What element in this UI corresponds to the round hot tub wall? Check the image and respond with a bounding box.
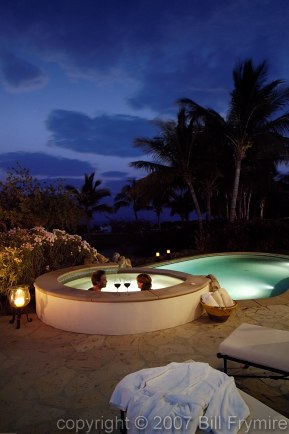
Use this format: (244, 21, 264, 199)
(34, 264, 210, 335)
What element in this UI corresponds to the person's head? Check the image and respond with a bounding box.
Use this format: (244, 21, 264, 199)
(91, 270, 107, 289)
(137, 273, 152, 291)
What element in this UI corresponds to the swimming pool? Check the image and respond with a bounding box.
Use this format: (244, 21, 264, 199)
(156, 253, 289, 300)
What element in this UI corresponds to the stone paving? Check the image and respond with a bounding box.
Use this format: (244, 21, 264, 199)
(0, 292, 289, 434)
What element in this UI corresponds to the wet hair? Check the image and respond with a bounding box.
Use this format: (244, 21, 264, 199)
(91, 270, 106, 285)
(137, 273, 152, 291)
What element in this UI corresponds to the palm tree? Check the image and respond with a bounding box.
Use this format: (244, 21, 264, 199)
(136, 172, 172, 230)
(131, 108, 205, 231)
(114, 178, 144, 222)
(66, 172, 111, 233)
(167, 187, 194, 223)
(181, 59, 289, 222)
(234, 132, 289, 220)
(199, 171, 223, 222)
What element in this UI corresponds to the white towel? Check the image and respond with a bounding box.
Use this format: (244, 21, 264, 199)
(212, 290, 225, 307)
(219, 288, 234, 307)
(201, 292, 219, 306)
(204, 376, 250, 434)
(206, 274, 221, 291)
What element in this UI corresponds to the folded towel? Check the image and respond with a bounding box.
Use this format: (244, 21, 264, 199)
(219, 287, 235, 307)
(202, 292, 219, 306)
(212, 290, 225, 307)
(206, 274, 221, 292)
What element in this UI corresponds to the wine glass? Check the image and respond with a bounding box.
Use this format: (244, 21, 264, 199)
(114, 277, 121, 295)
(124, 278, 131, 295)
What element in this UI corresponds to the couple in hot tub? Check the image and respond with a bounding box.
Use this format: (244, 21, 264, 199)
(88, 270, 152, 292)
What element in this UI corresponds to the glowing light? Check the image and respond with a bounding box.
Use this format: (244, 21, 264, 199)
(9, 286, 31, 309)
(14, 296, 25, 307)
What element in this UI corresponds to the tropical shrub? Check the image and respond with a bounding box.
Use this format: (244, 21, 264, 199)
(0, 227, 108, 294)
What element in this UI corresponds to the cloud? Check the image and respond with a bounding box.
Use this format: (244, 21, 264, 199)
(46, 110, 157, 156)
(0, 1, 241, 107)
(0, 0, 288, 111)
(102, 171, 128, 178)
(127, 61, 230, 114)
(104, 179, 128, 196)
(0, 52, 49, 92)
(127, 0, 289, 112)
(0, 152, 93, 178)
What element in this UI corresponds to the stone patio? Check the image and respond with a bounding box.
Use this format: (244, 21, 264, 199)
(0, 292, 289, 434)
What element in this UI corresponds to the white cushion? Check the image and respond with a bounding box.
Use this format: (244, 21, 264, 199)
(197, 389, 289, 433)
(218, 323, 289, 373)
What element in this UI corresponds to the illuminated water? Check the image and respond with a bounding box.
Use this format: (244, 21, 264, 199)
(156, 254, 289, 300)
(64, 272, 183, 292)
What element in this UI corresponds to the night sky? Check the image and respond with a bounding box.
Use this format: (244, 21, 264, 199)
(0, 0, 289, 197)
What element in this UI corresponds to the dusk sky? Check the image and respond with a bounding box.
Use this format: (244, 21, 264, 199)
(1, 0, 289, 198)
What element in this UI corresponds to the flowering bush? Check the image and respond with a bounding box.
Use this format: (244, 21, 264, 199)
(0, 227, 108, 294)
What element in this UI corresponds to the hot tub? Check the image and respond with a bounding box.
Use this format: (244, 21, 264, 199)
(34, 264, 210, 335)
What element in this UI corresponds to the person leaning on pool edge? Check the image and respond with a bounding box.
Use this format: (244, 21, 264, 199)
(137, 273, 152, 291)
(88, 270, 107, 292)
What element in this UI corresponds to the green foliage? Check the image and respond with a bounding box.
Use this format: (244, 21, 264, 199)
(0, 165, 82, 230)
(0, 227, 106, 294)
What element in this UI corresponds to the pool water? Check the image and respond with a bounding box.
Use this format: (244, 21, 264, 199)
(156, 254, 289, 299)
(64, 272, 183, 293)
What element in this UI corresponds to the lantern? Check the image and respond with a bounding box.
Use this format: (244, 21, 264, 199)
(8, 285, 32, 329)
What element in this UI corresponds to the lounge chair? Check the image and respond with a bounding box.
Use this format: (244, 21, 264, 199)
(219, 390, 288, 434)
(217, 323, 289, 379)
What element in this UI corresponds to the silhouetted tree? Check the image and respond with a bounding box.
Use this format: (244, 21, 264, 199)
(181, 59, 289, 222)
(0, 165, 80, 230)
(114, 178, 144, 222)
(131, 108, 205, 231)
(67, 173, 111, 233)
(167, 187, 194, 223)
